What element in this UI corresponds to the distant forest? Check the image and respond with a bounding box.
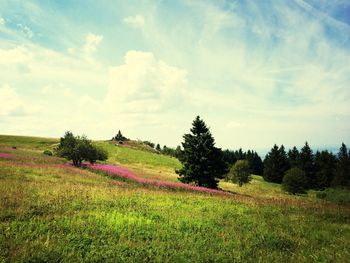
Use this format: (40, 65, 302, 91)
(112, 127, 350, 192)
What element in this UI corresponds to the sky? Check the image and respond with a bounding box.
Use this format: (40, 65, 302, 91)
(0, 0, 350, 153)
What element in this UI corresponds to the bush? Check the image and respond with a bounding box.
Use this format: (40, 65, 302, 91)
(56, 131, 108, 166)
(227, 160, 252, 187)
(143, 141, 155, 148)
(282, 168, 308, 194)
(43, 150, 53, 156)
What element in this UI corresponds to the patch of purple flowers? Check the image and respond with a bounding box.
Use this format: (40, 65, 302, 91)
(86, 163, 227, 195)
(0, 152, 12, 159)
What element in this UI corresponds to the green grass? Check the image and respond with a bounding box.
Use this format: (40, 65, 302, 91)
(98, 141, 180, 169)
(98, 141, 181, 183)
(0, 135, 58, 151)
(1, 135, 350, 262)
(315, 188, 350, 205)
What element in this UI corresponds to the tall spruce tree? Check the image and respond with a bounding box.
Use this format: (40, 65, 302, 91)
(263, 144, 289, 183)
(176, 116, 227, 189)
(299, 142, 315, 188)
(332, 143, 350, 187)
(222, 149, 237, 165)
(314, 150, 336, 189)
(288, 146, 300, 168)
(246, 151, 263, 175)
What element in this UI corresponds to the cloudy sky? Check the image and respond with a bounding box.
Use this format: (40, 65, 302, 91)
(0, 0, 350, 152)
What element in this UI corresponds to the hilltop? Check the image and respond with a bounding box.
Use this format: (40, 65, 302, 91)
(0, 135, 350, 262)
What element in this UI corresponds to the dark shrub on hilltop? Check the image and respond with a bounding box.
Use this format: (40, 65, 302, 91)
(56, 131, 108, 166)
(113, 130, 128, 142)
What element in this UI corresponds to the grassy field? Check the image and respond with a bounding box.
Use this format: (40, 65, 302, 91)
(0, 135, 59, 150)
(1, 135, 350, 262)
(98, 141, 181, 183)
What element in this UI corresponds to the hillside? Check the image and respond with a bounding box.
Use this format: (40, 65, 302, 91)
(1, 135, 350, 262)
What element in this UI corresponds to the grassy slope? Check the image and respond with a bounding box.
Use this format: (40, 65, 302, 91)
(98, 141, 181, 183)
(0, 135, 59, 150)
(1, 135, 350, 262)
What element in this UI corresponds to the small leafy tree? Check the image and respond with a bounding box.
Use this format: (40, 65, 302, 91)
(227, 160, 251, 187)
(56, 131, 108, 166)
(156, 144, 161, 151)
(282, 167, 308, 195)
(176, 116, 227, 189)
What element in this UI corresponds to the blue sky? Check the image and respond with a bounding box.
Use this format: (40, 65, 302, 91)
(0, 0, 350, 153)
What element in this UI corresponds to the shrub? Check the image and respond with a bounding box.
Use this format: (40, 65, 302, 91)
(56, 131, 108, 166)
(143, 141, 155, 148)
(43, 150, 53, 156)
(114, 130, 128, 141)
(227, 160, 251, 187)
(282, 167, 308, 194)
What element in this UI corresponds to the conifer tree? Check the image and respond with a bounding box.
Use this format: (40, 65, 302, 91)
(332, 143, 350, 187)
(299, 142, 315, 188)
(263, 144, 289, 183)
(246, 151, 263, 175)
(176, 116, 227, 189)
(288, 146, 300, 168)
(314, 150, 336, 189)
(115, 130, 127, 141)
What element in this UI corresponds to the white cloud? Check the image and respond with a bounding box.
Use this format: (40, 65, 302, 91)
(226, 121, 246, 129)
(106, 50, 187, 113)
(0, 46, 31, 64)
(0, 17, 5, 26)
(0, 1, 349, 149)
(41, 85, 53, 95)
(17, 23, 33, 39)
(83, 33, 103, 55)
(0, 84, 23, 115)
(123, 15, 145, 28)
(67, 47, 75, 54)
(63, 88, 73, 97)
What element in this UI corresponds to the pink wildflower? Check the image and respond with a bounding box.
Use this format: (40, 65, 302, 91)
(0, 152, 12, 159)
(86, 163, 228, 195)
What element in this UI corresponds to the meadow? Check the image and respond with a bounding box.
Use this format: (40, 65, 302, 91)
(1, 135, 350, 262)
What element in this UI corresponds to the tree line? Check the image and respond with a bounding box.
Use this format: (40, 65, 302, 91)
(263, 142, 350, 193)
(56, 117, 349, 194)
(174, 116, 350, 193)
